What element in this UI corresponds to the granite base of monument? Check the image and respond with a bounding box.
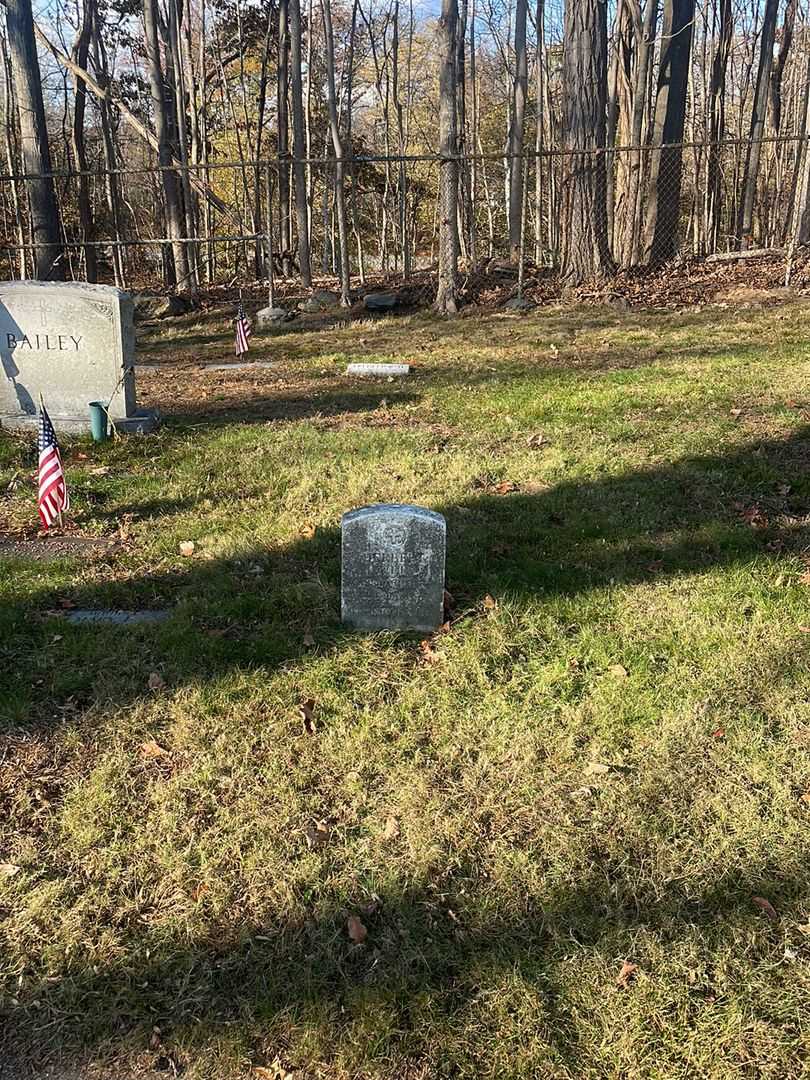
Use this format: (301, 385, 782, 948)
(1, 409, 159, 435)
(341, 504, 446, 632)
(0, 281, 157, 435)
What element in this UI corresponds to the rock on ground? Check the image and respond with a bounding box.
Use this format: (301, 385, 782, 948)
(363, 291, 399, 311)
(298, 288, 341, 313)
(255, 305, 294, 327)
(133, 294, 191, 319)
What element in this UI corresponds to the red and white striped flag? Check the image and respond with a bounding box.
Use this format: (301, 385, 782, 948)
(235, 300, 252, 356)
(38, 403, 69, 530)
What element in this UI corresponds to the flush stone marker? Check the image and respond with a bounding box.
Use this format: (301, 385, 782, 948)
(0, 280, 156, 433)
(341, 504, 446, 632)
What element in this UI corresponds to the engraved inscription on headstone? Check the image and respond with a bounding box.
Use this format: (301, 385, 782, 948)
(0, 280, 156, 433)
(341, 504, 446, 632)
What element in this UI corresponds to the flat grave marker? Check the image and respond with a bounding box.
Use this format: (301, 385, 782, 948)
(346, 362, 410, 377)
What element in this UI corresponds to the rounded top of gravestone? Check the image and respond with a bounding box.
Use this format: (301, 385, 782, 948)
(0, 280, 131, 300)
(342, 504, 446, 528)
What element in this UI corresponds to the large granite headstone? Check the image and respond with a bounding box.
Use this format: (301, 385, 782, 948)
(341, 504, 446, 632)
(0, 281, 156, 434)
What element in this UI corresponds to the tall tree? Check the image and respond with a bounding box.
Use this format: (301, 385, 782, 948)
(70, 0, 96, 281)
(770, 0, 796, 133)
(277, 0, 292, 255)
(559, 0, 612, 285)
(143, 0, 190, 288)
(5, 0, 63, 279)
(706, 0, 733, 252)
(737, 0, 779, 247)
(641, 0, 695, 265)
(435, 0, 459, 312)
(289, 0, 312, 285)
(507, 0, 528, 261)
(321, 0, 351, 305)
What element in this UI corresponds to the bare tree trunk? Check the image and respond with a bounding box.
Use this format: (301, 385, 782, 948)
(253, 8, 273, 278)
(641, 0, 695, 266)
(393, 0, 411, 277)
(6, 0, 63, 279)
(321, 0, 351, 305)
(435, 0, 459, 312)
(289, 0, 312, 286)
(0, 32, 26, 278)
(456, 0, 473, 262)
(70, 0, 96, 281)
(507, 0, 528, 261)
(706, 0, 732, 251)
(143, 0, 189, 288)
(278, 0, 292, 255)
(618, 0, 657, 266)
(770, 0, 796, 134)
(737, 0, 778, 248)
(345, 0, 365, 283)
(469, 0, 478, 264)
(168, 0, 198, 292)
(560, 0, 613, 285)
(787, 52, 810, 271)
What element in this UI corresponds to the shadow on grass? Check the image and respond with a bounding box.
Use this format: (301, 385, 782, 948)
(160, 389, 423, 426)
(2, 424, 808, 714)
(2, 834, 806, 1074)
(1, 426, 809, 1073)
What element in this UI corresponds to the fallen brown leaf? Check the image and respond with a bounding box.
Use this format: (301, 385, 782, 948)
(419, 638, 440, 664)
(615, 960, 639, 988)
(526, 432, 548, 448)
(493, 480, 518, 495)
(483, 594, 497, 610)
(305, 821, 330, 849)
(585, 762, 611, 776)
(140, 738, 169, 760)
(347, 915, 368, 944)
(300, 523, 316, 540)
(299, 698, 317, 734)
(0, 863, 21, 878)
(752, 896, 779, 922)
(382, 816, 400, 841)
(608, 663, 628, 678)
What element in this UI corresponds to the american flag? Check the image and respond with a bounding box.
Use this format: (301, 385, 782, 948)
(38, 404, 69, 530)
(235, 301, 252, 355)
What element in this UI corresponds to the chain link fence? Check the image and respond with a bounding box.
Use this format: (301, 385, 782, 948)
(0, 136, 804, 290)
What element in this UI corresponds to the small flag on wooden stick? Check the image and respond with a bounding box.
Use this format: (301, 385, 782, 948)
(235, 300, 252, 356)
(38, 398, 69, 530)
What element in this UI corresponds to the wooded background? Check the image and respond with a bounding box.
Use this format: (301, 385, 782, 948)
(2, 0, 809, 310)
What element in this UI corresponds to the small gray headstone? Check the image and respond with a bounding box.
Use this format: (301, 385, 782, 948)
(341, 504, 446, 632)
(0, 281, 157, 434)
(346, 362, 410, 377)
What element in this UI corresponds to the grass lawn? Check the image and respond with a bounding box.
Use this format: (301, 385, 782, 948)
(1, 297, 809, 1079)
